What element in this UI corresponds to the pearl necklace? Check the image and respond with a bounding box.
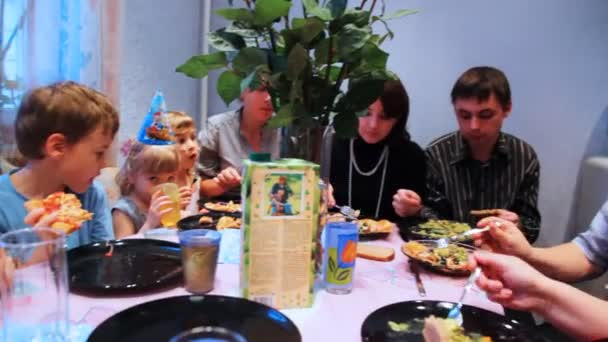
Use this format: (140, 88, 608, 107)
(348, 138, 389, 218)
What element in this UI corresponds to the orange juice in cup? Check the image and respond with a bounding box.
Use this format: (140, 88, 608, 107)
(154, 183, 181, 227)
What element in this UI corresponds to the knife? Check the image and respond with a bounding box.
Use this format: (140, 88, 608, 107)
(409, 260, 426, 297)
(157, 266, 183, 283)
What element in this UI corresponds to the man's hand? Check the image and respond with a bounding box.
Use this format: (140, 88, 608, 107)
(326, 183, 336, 208)
(392, 189, 422, 217)
(469, 251, 551, 313)
(473, 217, 532, 259)
(214, 167, 241, 190)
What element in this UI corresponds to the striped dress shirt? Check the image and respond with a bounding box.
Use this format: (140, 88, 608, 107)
(422, 131, 541, 243)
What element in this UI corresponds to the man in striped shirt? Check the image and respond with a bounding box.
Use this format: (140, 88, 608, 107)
(394, 66, 541, 242)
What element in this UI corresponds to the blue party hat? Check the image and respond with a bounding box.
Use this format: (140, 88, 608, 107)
(137, 90, 174, 145)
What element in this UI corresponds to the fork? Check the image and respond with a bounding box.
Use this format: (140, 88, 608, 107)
(447, 267, 482, 325)
(334, 205, 360, 220)
(435, 227, 490, 248)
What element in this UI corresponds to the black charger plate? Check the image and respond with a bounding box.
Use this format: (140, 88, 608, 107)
(67, 239, 182, 294)
(88, 295, 301, 342)
(361, 300, 549, 341)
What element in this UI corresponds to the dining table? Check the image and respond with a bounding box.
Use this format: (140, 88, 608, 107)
(68, 227, 512, 341)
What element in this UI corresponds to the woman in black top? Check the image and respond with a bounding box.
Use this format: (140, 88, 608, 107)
(329, 79, 426, 222)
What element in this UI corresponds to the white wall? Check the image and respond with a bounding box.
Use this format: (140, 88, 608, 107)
(376, 0, 608, 246)
(119, 0, 202, 157)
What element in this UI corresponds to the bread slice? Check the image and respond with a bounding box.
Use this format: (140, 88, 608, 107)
(357, 244, 395, 262)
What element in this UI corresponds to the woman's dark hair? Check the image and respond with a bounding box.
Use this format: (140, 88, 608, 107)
(380, 78, 410, 144)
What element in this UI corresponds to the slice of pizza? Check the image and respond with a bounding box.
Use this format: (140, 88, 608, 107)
(469, 209, 501, 218)
(24, 192, 93, 234)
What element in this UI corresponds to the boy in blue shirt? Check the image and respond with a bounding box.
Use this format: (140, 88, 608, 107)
(0, 81, 119, 248)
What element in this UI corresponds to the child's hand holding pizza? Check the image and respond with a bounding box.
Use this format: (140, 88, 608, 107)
(24, 192, 93, 234)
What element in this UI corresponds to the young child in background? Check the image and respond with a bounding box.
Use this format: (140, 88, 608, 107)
(0, 81, 119, 248)
(112, 142, 180, 238)
(166, 111, 200, 214)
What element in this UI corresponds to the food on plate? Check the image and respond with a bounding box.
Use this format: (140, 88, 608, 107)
(402, 241, 469, 272)
(24, 192, 93, 234)
(204, 201, 241, 213)
(469, 209, 501, 218)
(216, 216, 241, 230)
(198, 216, 214, 225)
(327, 213, 392, 235)
(358, 219, 392, 234)
(357, 244, 395, 262)
(422, 316, 491, 342)
(387, 320, 411, 332)
(413, 219, 470, 238)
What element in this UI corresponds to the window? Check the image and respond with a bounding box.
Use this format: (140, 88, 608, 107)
(1, 0, 26, 110)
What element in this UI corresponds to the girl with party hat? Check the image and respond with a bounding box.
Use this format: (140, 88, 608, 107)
(112, 91, 181, 238)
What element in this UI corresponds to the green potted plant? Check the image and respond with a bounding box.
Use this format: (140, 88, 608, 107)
(176, 0, 415, 162)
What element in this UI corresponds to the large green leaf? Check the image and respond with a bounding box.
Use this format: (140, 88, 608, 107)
(302, 0, 332, 21)
(359, 42, 388, 70)
(333, 112, 358, 138)
(336, 24, 371, 59)
(334, 8, 370, 29)
(225, 23, 260, 38)
(267, 104, 295, 128)
(217, 70, 243, 105)
(176, 52, 227, 78)
(287, 43, 309, 80)
(233, 47, 268, 75)
(313, 38, 337, 67)
(253, 0, 291, 26)
(379, 9, 418, 21)
(290, 17, 325, 43)
(328, 0, 347, 18)
(215, 8, 254, 23)
(208, 30, 246, 52)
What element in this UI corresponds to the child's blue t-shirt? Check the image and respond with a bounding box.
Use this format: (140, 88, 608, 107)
(0, 171, 114, 249)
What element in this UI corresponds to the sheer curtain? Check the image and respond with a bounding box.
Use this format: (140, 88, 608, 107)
(0, 0, 121, 172)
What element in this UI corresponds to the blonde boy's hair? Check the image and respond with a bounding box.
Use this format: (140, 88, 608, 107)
(115, 142, 180, 195)
(166, 111, 195, 136)
(15, 81, 119, 159)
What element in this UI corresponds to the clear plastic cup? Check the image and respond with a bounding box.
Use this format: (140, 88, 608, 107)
(178, 229, 221, 294)
(153, 182, 181, 227)
(0, 228, 69, 341)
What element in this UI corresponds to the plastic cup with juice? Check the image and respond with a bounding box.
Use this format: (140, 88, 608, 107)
(153, 182, 181, 227)
(178, 229, 221, 294)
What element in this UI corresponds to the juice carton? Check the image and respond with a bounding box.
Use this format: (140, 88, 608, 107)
(240, 156, 320, 309)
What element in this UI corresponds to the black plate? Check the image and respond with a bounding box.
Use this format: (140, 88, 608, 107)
(402, 240, 475, 277)
(88, 295, 301, 342)
(361, 300, 549, 341)
(67, 239, 182, 294)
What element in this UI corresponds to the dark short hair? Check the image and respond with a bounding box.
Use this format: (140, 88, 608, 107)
(15, 81, 120, 159)
(380, 78, 411, 144)
(451, 66, 511, 111)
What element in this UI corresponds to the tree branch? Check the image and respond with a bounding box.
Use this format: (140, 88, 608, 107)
(369, 0, 378, 15)
(1, 0, 30, 61)
(358, 0, 368, 10)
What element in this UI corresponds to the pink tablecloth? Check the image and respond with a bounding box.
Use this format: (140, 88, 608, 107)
(69, 230, 503, 341)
